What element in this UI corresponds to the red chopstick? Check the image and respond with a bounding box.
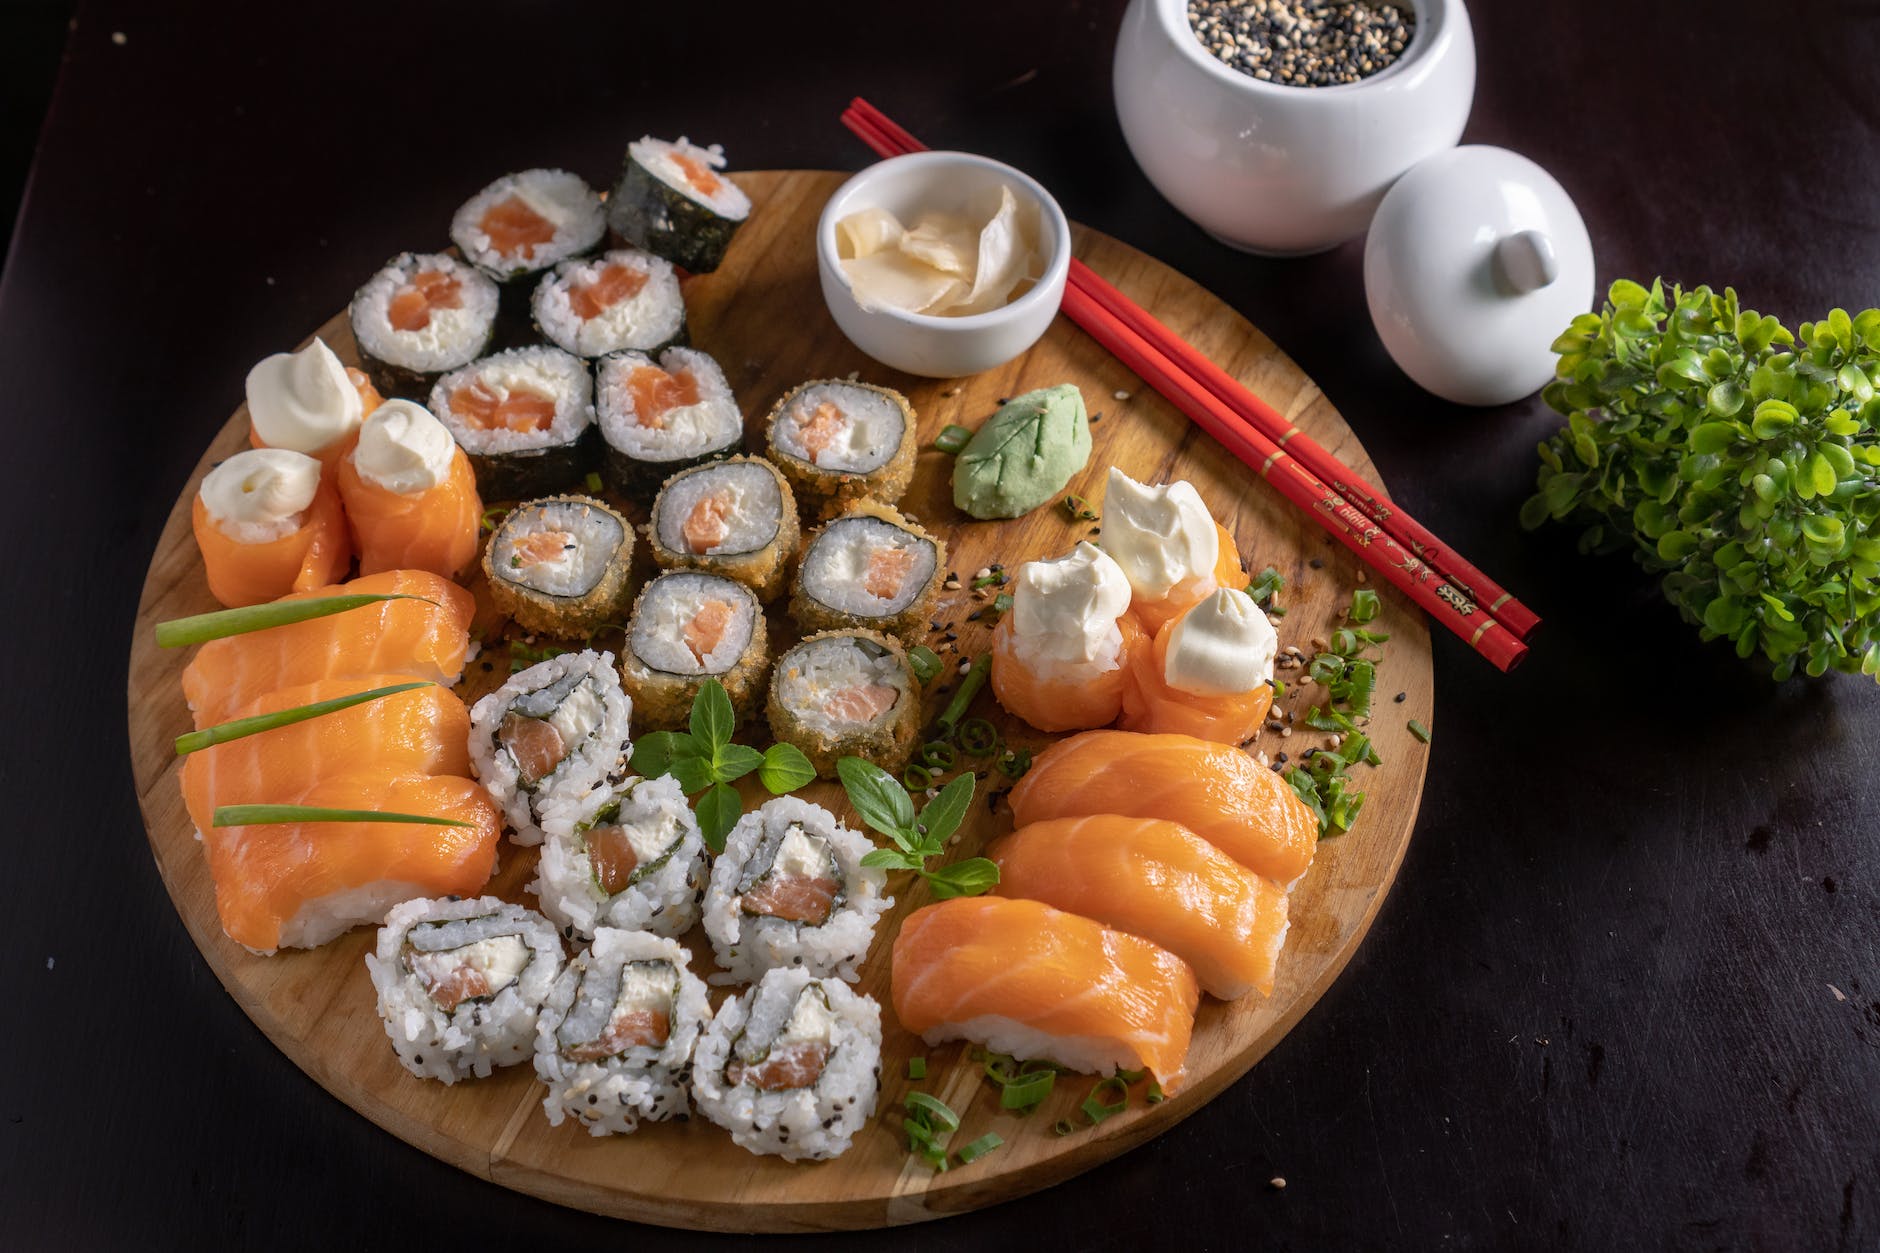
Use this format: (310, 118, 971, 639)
(840, 98, 1531, 669)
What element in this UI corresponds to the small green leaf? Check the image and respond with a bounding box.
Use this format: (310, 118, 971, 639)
(1809, 449, 1838, 497)
(689, 678, 735, 752)
(694, 783, 742, 853)
(758, 742, 817, 794)
(714, 742, 765, 783)
(1688, 423, 1738, 454)
(668, 750, 717, 795)
(1803, 515, 1847, 549)
(837, 756, 917, 840)
(916, 772, 977, 849)
(630, 731, 688, 780)
(1706, 380, 1747, 417)
(923, 857, 1001, 899)
(861, 846, 923, 871)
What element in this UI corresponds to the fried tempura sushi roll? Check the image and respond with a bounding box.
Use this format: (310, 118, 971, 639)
(765, 630, 919, 779)
(483, 495, 635, 639)
(764, 380, 916, 514)
(646, 457, 799, 601)
(336, 400, 483, 579)
(191, 448, 350, 608)
(619, 572, 769, 728)
(788, 503, 944, 644)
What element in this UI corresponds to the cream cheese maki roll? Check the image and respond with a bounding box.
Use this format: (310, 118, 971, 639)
(532, 247, 686, 360)
(647, 456, 799, 601)
(764, 380, 916, 513)
(766, 630, 920, 779)
(469, 650, 633, 846)
(350, 252, 500, 398)
(702, 796, 892, 985)
(432, 346, 596, 501)
(692, 969, 881, 1161)
(607, 136, 751, 274)
(533, 775, 708, 941)
(451, 168, 606, 283)
(597, 346, 743, 493)
(620, 571, 769, 728)
(483, 494, 634, 639)
(368, 897, 565, 1084)
(534, 928, 711, 1137)
(789, 502, 945, 644)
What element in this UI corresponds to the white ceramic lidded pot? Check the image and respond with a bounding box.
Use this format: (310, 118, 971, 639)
(1362, 145, 1594, 406)
(1113, 0, 1475, 256)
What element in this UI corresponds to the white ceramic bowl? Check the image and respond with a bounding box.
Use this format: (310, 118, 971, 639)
(1113, 0, 1476, 256)
(816, 151, 1071, 379)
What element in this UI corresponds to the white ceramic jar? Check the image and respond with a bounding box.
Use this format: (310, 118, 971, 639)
(1113, 0, 1476, 256)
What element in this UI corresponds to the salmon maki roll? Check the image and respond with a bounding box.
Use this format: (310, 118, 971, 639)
(350, 252, 501, 398)
(191, 449, 351, 609)
(181, 570, 476, 726)
(533, 247, 686, 360)
(1119, 588, 1279, 744)
(892, 896, 1199, 1092)
(432, 346, 597, 503)
(990, 541, 1143, 732)
(989, 816, 1290, 999)
(608, 136, 751, 274)
(597, 347, 743, 493)
(1101, 469, 1247, 636)
(1008, 730, 1317, 885)
(450, 168, 605, 284)
(620, 572, 769, 728)
(336, 400, 483, 579)
(200, 770, 502, 953)
(244, 338, 382, 468)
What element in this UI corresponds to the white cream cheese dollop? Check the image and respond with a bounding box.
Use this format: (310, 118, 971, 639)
(354, 400, 457, 494)
(245, 337, 363, 455)
(1163, 588, 1278, 696)
(1101, 468, 1220, 601)
(199, 448, 321, 542)
(1011, 541, 1134, 666)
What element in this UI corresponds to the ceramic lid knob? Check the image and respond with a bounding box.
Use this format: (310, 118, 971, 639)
(1362, 145, 1594, 407)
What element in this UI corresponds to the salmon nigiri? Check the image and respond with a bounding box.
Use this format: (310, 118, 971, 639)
(1101, 469, 1247, 637)
(989, 816, 1290, 999)
(201, 771, 501, 953)
(1008, 730, 1317, 885)
(191, 448, 351, 608)
(182, 570, 475, 726)
(246, 338, 382, 469)
(990, 542, 1147, 733)
(1120, 588, 1278, 744)
(180, 677, 473, 839)
(892, 896, 1199, 1091)
(336, 400, 483, 578)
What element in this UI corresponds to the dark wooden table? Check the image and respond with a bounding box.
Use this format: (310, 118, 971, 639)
(3, 2, 1875, 1248)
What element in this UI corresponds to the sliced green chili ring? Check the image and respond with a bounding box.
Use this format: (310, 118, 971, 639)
(956, 717, 1000, 757)
(919, 740, 958, 771)
(1000, 1070, 1056, 1112)
(996, 746, 1032, 779)
(904, 763, 936, 791)
(1079, 1076, 1131, 1125)
(908, 645, 943, 684)
(934, 424, 973, 454)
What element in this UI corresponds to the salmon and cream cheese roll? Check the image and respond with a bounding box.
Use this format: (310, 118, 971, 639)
(1102, 468, 1247, 636)
(191, 447, 350, 608)
(245, 337, 379, 466)
(1121, 586, 1279, 744)
(789, 502, 945, 644)
(597, 346, 743, 491)
(350, 252, 500, 397)
(764, 380, 916, 513)
(765, 630, 920, 779)
(533, 247, 686, 360)
(337, 400, 482, 578)
(620, 572, 769, 726)
(990, 541, 1144, 732)
(432, 347, 596, 502)
(608, 136, 751, 274)
(450, 168, 606, 282)
(646, 457, 799, 601)
(483, 495, 634, 639)
(534, 775, 709, 941)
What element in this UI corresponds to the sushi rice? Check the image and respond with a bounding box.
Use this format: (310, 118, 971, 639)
(468, 650, 634, 846)
(533, 774, 709, 941)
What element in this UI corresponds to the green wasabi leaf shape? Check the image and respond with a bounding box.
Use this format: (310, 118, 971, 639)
(951, 384, 1092, 519)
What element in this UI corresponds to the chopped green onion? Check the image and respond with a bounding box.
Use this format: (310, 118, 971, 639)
(999, 1069, 1056, 1113)
(175, 681, 431, 755)
(919, 740, 958, 771)
(1270, 678, 1287, 701)
(908, 645, 943, 684)
(934, 424, 973, 454)
(510, 640, 567, 667)
(904, 763, 936, 791)
(479, 505, 510, 534)
(991, 592, 1013, 615)
(1079, 1076, 1131, 1126)
(1246, 566, 1285, 608)
(1053, 1119, 1077, 1136)
(1060, 494, 1098, 522)
(936, 655, 991, 730)
(584, 471, 604, 494)
(956, 1133, 1004, 1165)
(1349, 588, 1380, 624)
(154, 593, 434, 648)
(956, 717, 1000, 756)
(903, 1091, 961, 1170)
(907, 1057, 927, 1080)
(995, 746, 1032, 779)
(211, 805, 475, 828)
(1145, 1079, 1165, 1104)
(1408, 718, 1431, 743)
(904, 1091, 959, 1130)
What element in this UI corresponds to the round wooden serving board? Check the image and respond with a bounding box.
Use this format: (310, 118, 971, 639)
(128, 170, 1433, 1231)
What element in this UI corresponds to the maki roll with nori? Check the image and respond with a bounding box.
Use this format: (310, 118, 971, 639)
(597, 346, 743, 493)
(451, 168, 606, 283)
(431, 346, 597, 500)
(350, 252, 501, 398)
(532, 247, 686, 360)
(766, 630, 920, 779)
(534, 928, 712, 1137)
(764, 380, 916, 513)
(702, 797, 892, 987)
(607, 136, 750, 274)
(482, 495, 635, 639)
(692, 969, 882, 1161)
(368, 896, 565, 1084)
(789, 502, 944, 643)
(620, 571, 768, 728)
(534, 775, 709, 941)
(646, 456, 798, 601)
(468, 650, 634, 846)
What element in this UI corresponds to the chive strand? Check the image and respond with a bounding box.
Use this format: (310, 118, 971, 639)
(174, 682, 433, 756)
(155, 593, 436, 648)
(211, 805, 476, 828)
(935, 654, 991, 730)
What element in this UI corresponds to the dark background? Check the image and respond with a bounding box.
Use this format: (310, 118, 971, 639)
(3, 2, 1876, 1249)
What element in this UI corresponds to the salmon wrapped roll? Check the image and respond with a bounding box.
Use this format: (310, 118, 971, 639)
(337, 400, 483, 578)
(989, 816, 1290, 999)
(1009, 729, 1317, 885)
(244, 337, 381, 469)
(1120, 588, 1279, 744)
(892, 896, 1199, 1092)
(191, 448, 351, 608)
(990, 541, 1143, 732)
(1101, 468, 1247, 636)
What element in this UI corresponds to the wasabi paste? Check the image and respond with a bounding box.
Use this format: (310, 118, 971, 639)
(951, 384, 1091, 519)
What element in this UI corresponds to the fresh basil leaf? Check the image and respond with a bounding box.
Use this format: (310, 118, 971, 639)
(630, 731, 689, 780)
(861, 847, 923, 871)
(689, 678, 735, 752)
(668, 751, 717, 796)
(714, 742, 765, 783)
(915, 771, 976, 849)
(694, 783, 742, 853)
(923, 857, 1000, 899)
(837, 755, 916, 840)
